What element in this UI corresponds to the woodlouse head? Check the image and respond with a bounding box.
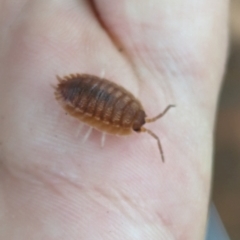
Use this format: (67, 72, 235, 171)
(132, 110, 146, 132)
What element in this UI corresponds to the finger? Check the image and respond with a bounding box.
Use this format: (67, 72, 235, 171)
(93, 0, 228, 101)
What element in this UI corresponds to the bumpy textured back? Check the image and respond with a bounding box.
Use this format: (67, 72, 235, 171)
(55, 74, 146, 135)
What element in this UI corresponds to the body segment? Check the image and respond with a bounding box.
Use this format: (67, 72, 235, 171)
(55, 74, 146, 135)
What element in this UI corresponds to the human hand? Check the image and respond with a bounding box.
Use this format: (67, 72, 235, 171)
(0, 1, 228, 239)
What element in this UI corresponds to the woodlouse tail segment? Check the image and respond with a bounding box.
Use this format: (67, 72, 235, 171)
(53, 76, 64, 99)
(145, 105, 175, 123)
(51, 77, 62, 91)
(141, 127, 165, 162)
(56, 75, 65, 84)
(56, 74, 77, 82)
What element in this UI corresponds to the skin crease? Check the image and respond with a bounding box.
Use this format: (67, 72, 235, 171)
(0, 0, 228, 239)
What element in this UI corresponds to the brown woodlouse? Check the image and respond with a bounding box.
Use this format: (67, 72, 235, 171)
(54, 74, 174, 162)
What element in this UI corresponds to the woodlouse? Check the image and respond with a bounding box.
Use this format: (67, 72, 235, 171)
(54, 74, 174, 162)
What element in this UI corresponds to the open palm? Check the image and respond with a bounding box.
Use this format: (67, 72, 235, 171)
(0, 1, 228, 239)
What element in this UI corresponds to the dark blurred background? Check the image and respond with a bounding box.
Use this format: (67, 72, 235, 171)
(212, 0, 240, 239)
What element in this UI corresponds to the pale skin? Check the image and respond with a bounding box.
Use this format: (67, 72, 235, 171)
(0, 0, 228, 239)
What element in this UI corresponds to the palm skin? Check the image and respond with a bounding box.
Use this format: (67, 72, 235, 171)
(0, 0, 228, 239)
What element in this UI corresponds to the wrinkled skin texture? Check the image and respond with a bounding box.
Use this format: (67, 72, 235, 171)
(0, 0, 228, 239)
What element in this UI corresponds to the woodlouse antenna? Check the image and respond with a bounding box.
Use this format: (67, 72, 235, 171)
(143, 105, 175, 162)
(145, 105, 175, 123)
(141, 127, 165, 162)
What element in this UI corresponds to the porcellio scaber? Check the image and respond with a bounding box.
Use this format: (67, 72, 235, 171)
(54, 74, 174, 162)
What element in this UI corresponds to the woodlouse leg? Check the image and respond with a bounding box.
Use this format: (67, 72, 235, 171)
(141, 127, 164, 162)
(101, 133, 106, 148)
(145, 105, 175, 123)
(75, 123, 83, 138)
(100, 69, 105, 78)
(83, 127, 92, 143)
